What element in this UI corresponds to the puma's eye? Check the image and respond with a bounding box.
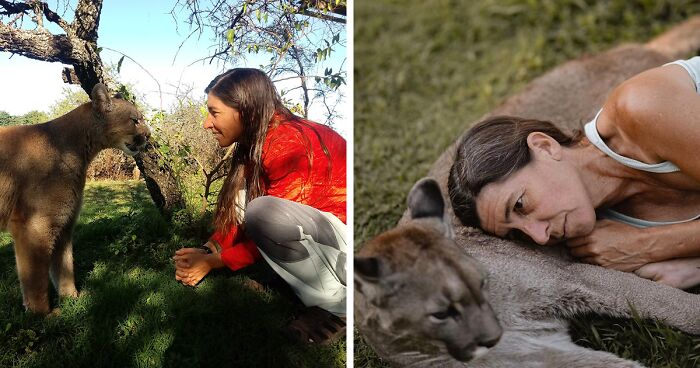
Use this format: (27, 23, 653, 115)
(430, 305, 458, 321)
(131, 118, 140, 125)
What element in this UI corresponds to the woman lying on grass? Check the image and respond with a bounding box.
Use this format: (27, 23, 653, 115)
(172, 68, 347, 344)
(449, 57, 700, 290)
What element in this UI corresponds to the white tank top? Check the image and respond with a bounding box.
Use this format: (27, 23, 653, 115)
(583, 57, 700, 228)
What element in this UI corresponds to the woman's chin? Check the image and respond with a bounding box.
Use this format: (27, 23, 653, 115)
(216, 137, 233, 147)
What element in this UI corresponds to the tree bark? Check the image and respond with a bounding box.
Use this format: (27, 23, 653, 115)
(134, 142, 186, 217)
(0, 0, 185, 216)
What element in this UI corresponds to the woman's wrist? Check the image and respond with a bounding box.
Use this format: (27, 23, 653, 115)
(639, 227, 667, 263)
(639, 224, 699, 263)
(205, 252, 225, 269)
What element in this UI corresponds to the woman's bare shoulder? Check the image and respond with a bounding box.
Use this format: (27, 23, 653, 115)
(610, 64, 695, 132)
(605, 62, 700, 178)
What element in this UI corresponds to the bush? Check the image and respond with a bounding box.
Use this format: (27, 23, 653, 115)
(87, 149, 138, 181)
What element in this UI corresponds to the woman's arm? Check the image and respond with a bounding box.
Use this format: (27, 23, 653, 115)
(209, 227, 262, 270)
(567, 218, 700, 271)
(607, 62, 700, 182)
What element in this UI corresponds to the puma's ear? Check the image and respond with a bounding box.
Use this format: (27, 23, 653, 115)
(408, 177, 454, 238)
(91, 83, 113, 117)
(355, 256, 382, 283)
(408, 178, 444, 219)
(355, 256, 400, 306)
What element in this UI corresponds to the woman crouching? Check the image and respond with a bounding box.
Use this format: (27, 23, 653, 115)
(173, 68, 346, 344)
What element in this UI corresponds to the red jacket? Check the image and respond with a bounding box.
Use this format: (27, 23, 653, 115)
(209, 116, 346, 270)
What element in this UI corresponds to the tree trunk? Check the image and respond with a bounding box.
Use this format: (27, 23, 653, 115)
(134, 142, 186, 217)
(0, 0, 184, 216)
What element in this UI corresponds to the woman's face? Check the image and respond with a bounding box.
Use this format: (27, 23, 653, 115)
(474, 133, 597, 245)
(204, 92, 243, 147)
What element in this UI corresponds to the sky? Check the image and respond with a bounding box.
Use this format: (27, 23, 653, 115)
(0, 1, 348, 135)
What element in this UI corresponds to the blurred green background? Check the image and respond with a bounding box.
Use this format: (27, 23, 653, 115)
(354, 0, 700, 367)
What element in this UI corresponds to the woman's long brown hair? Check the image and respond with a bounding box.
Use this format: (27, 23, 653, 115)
(207, 68, 331, 232)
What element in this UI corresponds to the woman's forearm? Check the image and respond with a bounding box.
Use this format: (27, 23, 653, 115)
(206, 252, 226, 269)
(643, 221, 700, 262)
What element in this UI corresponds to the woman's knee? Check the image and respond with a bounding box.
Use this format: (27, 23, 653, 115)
(245, 196, 310, 262)
(245, 196, 287, 235)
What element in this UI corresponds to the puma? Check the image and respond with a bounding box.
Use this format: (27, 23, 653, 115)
(0, 84, 149, 314)
(356, 16, 700, 367)
(356, 178, 503, 365)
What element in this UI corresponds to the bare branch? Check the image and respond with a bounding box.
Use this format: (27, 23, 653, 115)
(0, 0, 31, 16)
(0, 0, 71, 31)
(298, 9, 345, 24)
(101, 47, 163, 110)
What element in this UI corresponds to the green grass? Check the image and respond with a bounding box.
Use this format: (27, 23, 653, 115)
(354, 0, 700, 366)
(0, 180, 345, 368)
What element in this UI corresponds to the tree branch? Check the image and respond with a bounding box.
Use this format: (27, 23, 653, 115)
(298, 9, 345, 24)
(102, 46, 163, 110)
(73, 0, 103, 41)
(0, 22, 85, 63)
(0, 0, 30, 16)
(0, 0, 71, 31)
(298, 0, 346, 16)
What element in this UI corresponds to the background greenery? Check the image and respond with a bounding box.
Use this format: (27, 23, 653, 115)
(354, 0, 700, 367)
(0, 181, 345, 367)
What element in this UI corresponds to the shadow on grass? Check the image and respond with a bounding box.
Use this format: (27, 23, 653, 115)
(0, 180, 345, 368)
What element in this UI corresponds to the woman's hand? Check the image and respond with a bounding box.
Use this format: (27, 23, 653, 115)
(565, 219, 654, 272)
(173, 246, 223, 286)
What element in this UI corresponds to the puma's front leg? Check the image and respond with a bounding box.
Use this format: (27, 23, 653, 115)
(566, 263, 700, 334)
(50, 230, 78, 298)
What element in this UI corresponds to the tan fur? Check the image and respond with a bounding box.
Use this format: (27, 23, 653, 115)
(0, 84, 149, 314)
(356, 179, 502, 365)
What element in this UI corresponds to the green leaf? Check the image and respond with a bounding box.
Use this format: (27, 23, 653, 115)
(117, 56, 125, 74)
(226, 29, 235, 47)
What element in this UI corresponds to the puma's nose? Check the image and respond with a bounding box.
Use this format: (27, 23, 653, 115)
(480, 335, 500, 348)
(140, 124, 151, 140)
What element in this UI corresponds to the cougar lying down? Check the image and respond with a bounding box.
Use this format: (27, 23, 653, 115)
(0, 84, 149, 314)
(356, 178, 503, 364)
(355, 16, 700, 368)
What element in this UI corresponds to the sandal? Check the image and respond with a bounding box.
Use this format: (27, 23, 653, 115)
(283, 306, 346, 345)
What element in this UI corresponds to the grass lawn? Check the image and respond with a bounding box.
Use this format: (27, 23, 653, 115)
(354, 0, 700, 366)
(0, 180, 345, 368)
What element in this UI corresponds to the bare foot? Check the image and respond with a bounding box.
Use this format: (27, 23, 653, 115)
(635, 257, 700, 290)
(284, 307, 346, 345)
(173, 248, 211, 286)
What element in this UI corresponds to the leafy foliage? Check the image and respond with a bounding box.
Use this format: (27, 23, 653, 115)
(47, 88, 90, 120)
(0, 110, 48, 126)
(171, 0, 347, 122)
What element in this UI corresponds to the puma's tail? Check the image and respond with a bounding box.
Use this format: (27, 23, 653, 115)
(645, 16, 700, 60)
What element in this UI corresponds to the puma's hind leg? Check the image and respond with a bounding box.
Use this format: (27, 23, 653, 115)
(9, 214, 64, 314)
(50, 231, 78, 298)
